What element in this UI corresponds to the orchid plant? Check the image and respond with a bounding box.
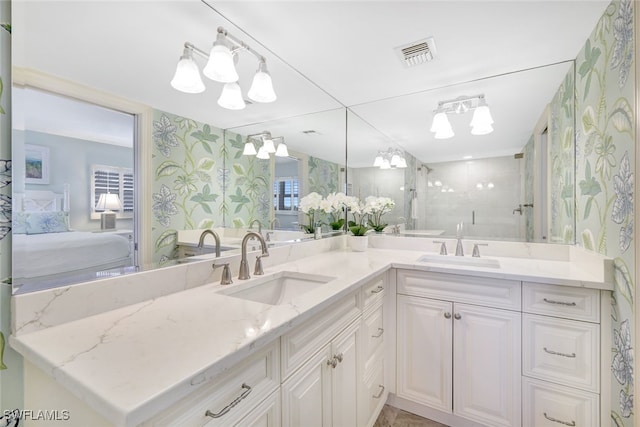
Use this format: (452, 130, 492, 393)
(298, 191, 323, 234)
(345, 195, 371, 236)
(320, 192, 347, 230)
(365, 196, 396, 232)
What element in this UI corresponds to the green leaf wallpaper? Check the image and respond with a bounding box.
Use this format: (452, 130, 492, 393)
(151, 110, 225, 264)
(575, 0, 635, 423)
(308, 155, 341, 196)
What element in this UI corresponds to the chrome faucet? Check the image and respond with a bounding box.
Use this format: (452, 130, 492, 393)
(249, 219, 263, 234)
(239, 231, 269, 280)
(269, 217, 280, 230)
(455, 222, 464, 257)
(197, 229, 221, 257)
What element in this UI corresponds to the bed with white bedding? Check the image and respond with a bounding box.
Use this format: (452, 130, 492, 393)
(12, 190, 133, 292)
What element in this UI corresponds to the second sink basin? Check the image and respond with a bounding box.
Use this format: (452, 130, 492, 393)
(417, 254, 500, 268)
(218, 271, 336, 305)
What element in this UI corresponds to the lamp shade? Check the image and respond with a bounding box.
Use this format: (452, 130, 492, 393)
(256, 145, 270, 159)
(95, 193, 122, 211)
(242, 141, 257, 156)
(217, 82, 246, 110)
(203, 33, 239, 83)
(262, 137, 276, 153)
(248, 61, 277, 103)
(430, 112, 449, 133)
(471, 123, 494, 135)
(170, 50, 205, 93)
(373, 154, 384, 167)
(470, 105, 494, 127)
(275, 139, 289, 157)
(380, 158, 391, 170)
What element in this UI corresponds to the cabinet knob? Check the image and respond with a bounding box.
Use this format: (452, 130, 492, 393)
(444, 312, 452, 319)
(454, 313, 462, 320)
(334, 353, 343, 363)
(327, 358, 338, 368)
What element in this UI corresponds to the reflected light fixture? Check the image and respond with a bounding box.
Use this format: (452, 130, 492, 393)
(171, 27, 277, 110)
(242, 131, 288, 159)
(430, 94, 493, 139)
(372, 148, 408, 169)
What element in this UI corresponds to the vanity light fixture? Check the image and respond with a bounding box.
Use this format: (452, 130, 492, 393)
(372, 148, 408, 169)
(430, 94, 493, 139)
(171, 27, 277, 110)
(242, 132, 288, 159)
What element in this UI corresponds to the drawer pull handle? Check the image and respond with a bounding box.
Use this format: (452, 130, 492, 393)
(205, 383, 252, 419)
(373, 385, 385, 399)
(371, 286, 384, 294)
(372, 328, 384, 338)
(544, 347, 576, 358)
(544, 412, 576, 426)
(543, 298, 577, 307)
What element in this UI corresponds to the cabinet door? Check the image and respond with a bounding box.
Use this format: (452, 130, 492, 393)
(231, 390, 281, 427)
(396, 294, 452, 413)
(331, 320, 360, 427)
(282, 344, 333, 427)
(453, 303, 521, 427)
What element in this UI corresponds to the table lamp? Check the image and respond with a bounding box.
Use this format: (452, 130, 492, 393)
(95, 193, 122, 230)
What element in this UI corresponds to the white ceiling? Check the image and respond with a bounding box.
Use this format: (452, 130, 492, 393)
(13, 1, 610, 167)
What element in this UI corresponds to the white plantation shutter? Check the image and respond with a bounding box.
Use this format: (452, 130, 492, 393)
(91, 164, 134, 217)
(273, 178, 299, 211)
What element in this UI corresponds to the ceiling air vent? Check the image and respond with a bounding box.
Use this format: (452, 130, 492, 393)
(395, 37, 437, 67)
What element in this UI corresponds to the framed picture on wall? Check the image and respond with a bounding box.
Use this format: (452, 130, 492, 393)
(25, 144, 50, 184)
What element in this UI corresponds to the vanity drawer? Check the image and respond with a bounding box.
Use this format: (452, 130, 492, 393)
(281, 289, 361, 380)
(362, 274, 385, 311)
(360, 354, 386, 427)
(522, 377, 598, 427)
(147, 340, 280, 427)
(523, 282, 600, 322)
(362, 301, 384, 375)
(397, 269, 521, 310)
(523, 314, 600, 392)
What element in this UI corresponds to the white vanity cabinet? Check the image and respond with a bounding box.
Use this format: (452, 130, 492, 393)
(521, 282, 609, 427)
(395, 269, 522, 427)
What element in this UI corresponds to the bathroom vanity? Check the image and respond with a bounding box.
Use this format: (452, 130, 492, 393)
(10, 235, 613, 427)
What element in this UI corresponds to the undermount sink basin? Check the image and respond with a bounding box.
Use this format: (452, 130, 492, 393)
(417, 254, 500, 269)
(218, 271, 336, 305)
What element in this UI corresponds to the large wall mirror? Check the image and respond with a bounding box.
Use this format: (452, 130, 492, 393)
(11, 0, 608, 295)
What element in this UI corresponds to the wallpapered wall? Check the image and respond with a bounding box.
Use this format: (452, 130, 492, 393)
(548, 65, 576, 244)
(574, 0, 634, 425)
(151, 110, 342, 264)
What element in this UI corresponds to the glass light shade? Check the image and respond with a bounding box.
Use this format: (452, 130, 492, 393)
(471, 123, 494, 135)
(203, 33, 239, 83)
(170, 51, 205, 93)
(217, 82, 246, 110)
(487, 182, 495, 189)
(373, 154, 384, 167)
(242, 142, 257, 156)
(430, 112, 449, 133)
(380, 158, 391, 170)
(248, 61, 277, 103)
(256, 145, 270, 159)
(397, 157, 408, 168)
(476, 183, 484, 189)
(390, 153, 401, 167)
(262, 138, 276, 153)
(470, 105, 494, 127)
(275, 141, 289, 157)
(434, 180, 442, 187)
(95, 193, 122, 211)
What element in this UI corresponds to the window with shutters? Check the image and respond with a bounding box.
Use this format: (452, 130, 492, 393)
(91, 164, 134, 219)
(273, 178, 299, 211)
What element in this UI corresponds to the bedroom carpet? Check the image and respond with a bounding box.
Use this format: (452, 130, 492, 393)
(374, 405, 449, 427)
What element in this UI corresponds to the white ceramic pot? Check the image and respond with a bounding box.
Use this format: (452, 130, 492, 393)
(349, 235, 368, 252)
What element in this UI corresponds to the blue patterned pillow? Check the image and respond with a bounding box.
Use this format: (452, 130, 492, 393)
(13, 212, 28, 234)
(26, 211, 70, 234)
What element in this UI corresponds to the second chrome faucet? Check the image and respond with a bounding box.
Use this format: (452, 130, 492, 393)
(239, 231, 269, 280)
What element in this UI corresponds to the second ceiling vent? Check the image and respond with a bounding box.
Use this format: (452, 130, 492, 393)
(395, 37, 437, 67)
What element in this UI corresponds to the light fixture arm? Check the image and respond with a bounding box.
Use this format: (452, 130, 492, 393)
(436, 94, 486, 113)
(216, 27, 265, 63)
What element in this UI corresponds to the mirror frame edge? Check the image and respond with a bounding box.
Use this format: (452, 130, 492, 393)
(11, 67, 153, 268)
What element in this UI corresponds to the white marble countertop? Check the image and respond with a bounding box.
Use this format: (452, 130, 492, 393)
(10, 245, 613, 426)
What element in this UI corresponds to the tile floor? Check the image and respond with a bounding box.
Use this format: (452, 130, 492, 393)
(374, 404, 448, 427)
